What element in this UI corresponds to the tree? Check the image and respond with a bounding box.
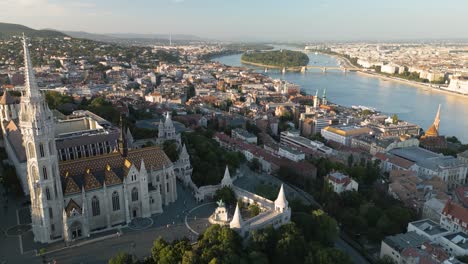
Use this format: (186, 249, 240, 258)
(214, 187, 236, 206)
(108, 252, 134, 264)
(347, 154, 354, 167)
(248, 158, 261, 171)
(248, 203, 261, 217)
(163, 140, 179, 162)
(151, 237, 169, 263)
(376, 255, 397, 264)
(308, 247, 353, 264)
(196, 225, 243, 264)
(391, 114, 398, 125)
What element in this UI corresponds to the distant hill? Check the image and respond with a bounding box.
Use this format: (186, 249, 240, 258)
(0, 22, 67, 39)
(62, 31, 119, 42)
(63, 30, 203, 44)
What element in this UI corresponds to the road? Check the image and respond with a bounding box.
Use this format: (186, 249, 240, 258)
(268, 173, 370, 264)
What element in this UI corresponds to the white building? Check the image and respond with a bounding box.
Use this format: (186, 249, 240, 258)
(438, 232, 468, 257)
(381, 64, 399, 74)
(232, 128, 257, 144)
(389, 147, 468, 189)
(321, 125, 372, 146)
(440, 200, 468, 234)
(326, 172, 358, 194)
(278, 146, 305, 162)
(407, 219, 451, 242)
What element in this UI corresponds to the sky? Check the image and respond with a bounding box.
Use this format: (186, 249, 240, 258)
(1, 0, 468, 41)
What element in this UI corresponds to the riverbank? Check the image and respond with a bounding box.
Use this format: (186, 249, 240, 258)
(317, 51, 468, 98)
(240, 59, 305, 71)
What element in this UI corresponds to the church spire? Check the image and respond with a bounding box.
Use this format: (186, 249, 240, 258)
(221, 165, 233, 187)
(118, 114, 128, 157)
(434, 104, 441, 131)
(22, 34, 40, 100)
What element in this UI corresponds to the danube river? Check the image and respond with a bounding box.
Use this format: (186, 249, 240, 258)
(214, 52, 468, 143)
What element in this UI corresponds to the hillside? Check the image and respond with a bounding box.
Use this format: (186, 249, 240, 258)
(0, 22, 66, 39)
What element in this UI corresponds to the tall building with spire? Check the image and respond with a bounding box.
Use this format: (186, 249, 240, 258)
(421, 104, 447, 151)
(19, 34, 65, 242)
(4, 36, 178, 243)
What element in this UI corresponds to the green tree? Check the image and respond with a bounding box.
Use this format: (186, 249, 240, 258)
(214, 187, 236, 206)
(108, 252, 134, 264)
(248, 203, 261, 217)
(163, 140, 179, 162)
(392, 114, 398, 125)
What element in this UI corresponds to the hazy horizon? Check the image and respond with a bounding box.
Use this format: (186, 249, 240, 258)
(2, 0, 468, 42)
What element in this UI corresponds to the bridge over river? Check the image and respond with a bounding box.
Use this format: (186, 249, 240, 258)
(263, 65, 359, 73)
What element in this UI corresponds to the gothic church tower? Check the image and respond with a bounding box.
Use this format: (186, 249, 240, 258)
(19, 35, 64, 243)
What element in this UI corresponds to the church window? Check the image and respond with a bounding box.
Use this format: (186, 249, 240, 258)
(77, 147, 82, 159)
(99, 143, 104, 155)
(28, 143, 35, 159)
(48, 140, 54, 155)
(166, 174, 168, 180)
(49, 208, 53, 219)
(68, 147, 74, 160)
(31, 166, 39, 182)
(112, 192, 120, 211)
(166, 182, 169, 193)
(42, 166, 48, 180)
(156, 176, 160, 182)
(131, 187, 138, 201)
(45, 187, 51, 200)
(92, 196, 100, 216)
(39, 144, 45, 157)
(84, 145, 90, 157)
(60, 149, 66, 161)
(51, 224, 55, 232)
(150, 196, 154, 204)
(54, 183, 58, 198)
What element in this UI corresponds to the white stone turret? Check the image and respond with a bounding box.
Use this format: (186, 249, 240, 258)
(230, 203, 243, 230)
(139, 159, 151, 218)
(221, 166, 233, 187)
(274, 184, 288, 213)
(158, 111, 181, 145)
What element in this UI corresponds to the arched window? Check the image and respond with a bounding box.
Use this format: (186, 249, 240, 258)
(28, 143, 35, 159)
(48, 140, 54, 155)
(39, 143, 45, 157)
(42, 166, 48, 180)
(131, 187, 138, 201)
(31, 166, 39, 182)
(112, 191, 120, 211)
(45, 187, 51, 200)
(92, 196, 100, 216)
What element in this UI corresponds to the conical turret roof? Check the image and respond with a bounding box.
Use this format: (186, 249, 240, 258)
(274, 184, 288, 209)
(230, 203, 243, 229)
(221, 165, 232, 187)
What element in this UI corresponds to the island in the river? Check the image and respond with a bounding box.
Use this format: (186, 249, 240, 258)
(241, 49, 309, 68)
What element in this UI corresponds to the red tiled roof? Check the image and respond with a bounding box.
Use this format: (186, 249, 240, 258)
(442, 200, 468, 226)
(454, 186, 468, 208)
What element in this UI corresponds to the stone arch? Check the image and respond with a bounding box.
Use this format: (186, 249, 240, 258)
(27, 142, 35, 159)
(69, 221, 83, 239)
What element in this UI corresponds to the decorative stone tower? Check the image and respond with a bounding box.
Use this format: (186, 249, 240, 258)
(19, 35, 64, 243)
(221, 166, 233, 187)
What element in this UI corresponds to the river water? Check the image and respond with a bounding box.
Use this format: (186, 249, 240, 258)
(214, 51, 468, 143)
